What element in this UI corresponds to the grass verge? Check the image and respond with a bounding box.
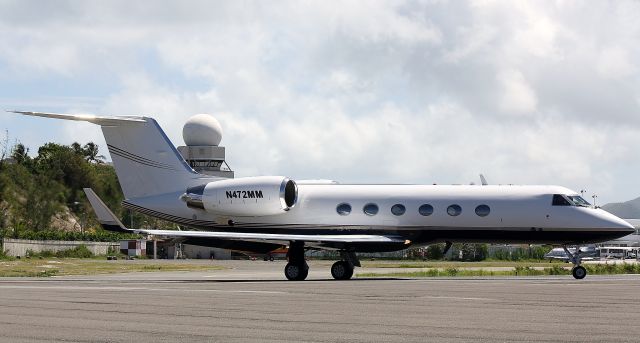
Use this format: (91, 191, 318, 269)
(357, 263, 640, 278)
(0, 259, 227, 277)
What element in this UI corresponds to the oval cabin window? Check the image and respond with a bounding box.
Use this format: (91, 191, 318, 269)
(363, 203, 379, 216)
(336, 203, 352, 216)
(419, 204, 434, 216)
(475, 204, 490, 217)
(447, 204, 462, 216)
(391, 204, 406, 216)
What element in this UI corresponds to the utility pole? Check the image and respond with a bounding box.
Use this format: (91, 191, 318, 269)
(592, 194, 598, 208)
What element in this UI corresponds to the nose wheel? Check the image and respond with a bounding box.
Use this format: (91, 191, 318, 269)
(571, 265, 587, 279)
(563, 245, 588, 279)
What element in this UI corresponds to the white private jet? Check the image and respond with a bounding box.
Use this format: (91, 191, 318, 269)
(8, 110, 635, 280)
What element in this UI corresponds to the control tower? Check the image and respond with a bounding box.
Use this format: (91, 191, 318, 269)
(177, 114, 234, 178)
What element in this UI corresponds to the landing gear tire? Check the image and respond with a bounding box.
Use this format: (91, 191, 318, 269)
(331, 261, 354, 280)
(572, 265, 587, 280)
(285, 262, 308, 281)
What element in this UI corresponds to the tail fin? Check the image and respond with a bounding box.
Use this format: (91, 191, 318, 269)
(83, 188, 131, 233)
(10, 111, 215, 198)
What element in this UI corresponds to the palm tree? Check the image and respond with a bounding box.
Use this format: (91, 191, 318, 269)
(82, 142, 105, 163)
(71, 142, 83, 155)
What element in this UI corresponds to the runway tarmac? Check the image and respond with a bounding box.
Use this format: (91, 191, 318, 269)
(0, 260, 639, 342)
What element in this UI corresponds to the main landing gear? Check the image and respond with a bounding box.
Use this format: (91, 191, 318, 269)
(331, 251, 360, 280)
(283, 242, 361, 281)
(563, 245, 587, 280)
(284, 241, 308, 281)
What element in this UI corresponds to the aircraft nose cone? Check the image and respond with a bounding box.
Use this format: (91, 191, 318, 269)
(599, 210, 635, 233)
(622, 221, 636, 234)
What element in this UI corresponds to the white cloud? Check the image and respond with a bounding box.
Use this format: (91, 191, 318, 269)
(497, 69, 538, 115)
(596, 46, 637, 79)
(2, 0, 640, 204)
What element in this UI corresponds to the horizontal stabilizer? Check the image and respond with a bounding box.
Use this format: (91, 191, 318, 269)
(8, 110, 146, 125)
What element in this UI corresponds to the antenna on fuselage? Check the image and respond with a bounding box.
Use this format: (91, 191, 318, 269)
(480, 174, 488, 186)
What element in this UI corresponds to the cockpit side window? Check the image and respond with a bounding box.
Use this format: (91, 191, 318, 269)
(552, 194, 573, 206)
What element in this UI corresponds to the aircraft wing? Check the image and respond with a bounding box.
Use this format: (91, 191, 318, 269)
(83, 188, 408, 247)
(126, 229, 405, 244)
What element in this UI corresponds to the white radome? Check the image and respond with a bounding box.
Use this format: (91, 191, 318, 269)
(182, 114, 223, 146)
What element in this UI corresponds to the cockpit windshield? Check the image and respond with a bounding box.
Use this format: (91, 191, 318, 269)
(568, 196, 591, 207)
(552, 194, 592, 207)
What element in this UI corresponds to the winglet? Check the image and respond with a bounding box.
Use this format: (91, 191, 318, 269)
(83, 188, 132, 233)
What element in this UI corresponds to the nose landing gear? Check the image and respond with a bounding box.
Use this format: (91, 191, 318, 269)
(572, 265, 587, 279)
(563, 246, 587, 279)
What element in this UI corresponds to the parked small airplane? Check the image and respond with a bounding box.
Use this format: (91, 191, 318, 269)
(8, 110, 635, 280)
(544, 246, 597, 262)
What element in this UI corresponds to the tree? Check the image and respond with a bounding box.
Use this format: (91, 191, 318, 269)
(425, 243, 445, 260)
(0, 173, 9, 234)
(0, 129, 8, 170)
(71, 142, 84, 155)
(82, 142, 105, 163)
(11, 143, 29, 165)
(0, 140, 176, 238)
(35, 143, 94, 203)
(6, 163, 65, 231)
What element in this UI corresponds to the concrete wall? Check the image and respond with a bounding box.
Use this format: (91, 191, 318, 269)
(2, 238, 119, 257)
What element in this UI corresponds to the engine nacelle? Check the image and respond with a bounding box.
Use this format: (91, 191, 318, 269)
(181, 176, 298, 216)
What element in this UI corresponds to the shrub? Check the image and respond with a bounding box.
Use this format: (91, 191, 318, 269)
(425, 244, 444, 260)
(513, 266, 544, 276)
(546, 265, 567, 275)
(24, 245, 94, 259)
(55, 245, 93, 258)
(9, 229, 138, 242)
(622, 263, 637, 274)
(490, 245, 551, 261)
(445, 267, 458, 276)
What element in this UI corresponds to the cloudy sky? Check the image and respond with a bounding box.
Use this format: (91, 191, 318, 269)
(1, 0, 639, 205)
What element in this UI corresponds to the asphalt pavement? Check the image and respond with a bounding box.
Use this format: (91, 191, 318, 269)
(0, 260, 638, 342)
